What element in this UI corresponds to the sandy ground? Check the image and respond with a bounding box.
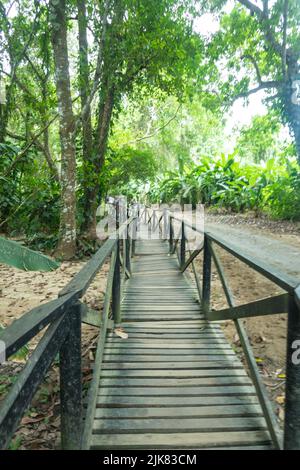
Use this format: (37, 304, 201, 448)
(190, 213, 300, 427)
(0, 259, 109, 450)
(1, 213, 299, 448)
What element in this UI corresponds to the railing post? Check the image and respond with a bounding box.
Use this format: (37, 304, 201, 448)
(122, 233, 126, 281)
(152, 210, 156, 232)
(180, 221, 185, 269)
(60, 302, 82, 450)
(112, 242, 121, 324)
(115, 200, 119, 229)
(131, 217, 137, 257)
(202, 235, 212, 316)
(169, 217, 173, 253)
(125, 224, 131, 276)
(163, 209, 168, 240)
(284, 293, 300, 449)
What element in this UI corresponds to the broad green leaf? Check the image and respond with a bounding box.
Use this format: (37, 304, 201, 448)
(0, 236, 59, 272)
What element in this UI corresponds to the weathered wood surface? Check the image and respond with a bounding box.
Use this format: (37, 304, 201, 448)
(88, 227, 273, 450)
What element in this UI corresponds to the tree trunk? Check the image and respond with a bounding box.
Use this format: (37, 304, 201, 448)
(81, 86, 115, 239)
(283, 56, 300, 164)
(77, 0, 94, 236)
(50, 0, 77, 259)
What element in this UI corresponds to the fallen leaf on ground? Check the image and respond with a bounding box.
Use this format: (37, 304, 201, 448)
(276, 395, 285, 405)
(114, 327, 128, 339)
(21, 415, 45, 425)
(277, 373, 286, 379)
(278, 407, 284, 421)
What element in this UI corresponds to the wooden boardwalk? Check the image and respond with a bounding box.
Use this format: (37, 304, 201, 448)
(89, 229, 273, 450)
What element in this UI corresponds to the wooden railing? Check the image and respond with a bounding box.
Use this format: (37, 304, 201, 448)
(1, 202, 300, 450)
(0, 207, 138, 449)
(144, 205, 300, 450)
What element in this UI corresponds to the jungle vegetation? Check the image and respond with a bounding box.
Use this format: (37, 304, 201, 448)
(0, 0, 299, 258)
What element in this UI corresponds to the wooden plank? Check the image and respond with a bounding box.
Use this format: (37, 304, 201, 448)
(204, 445, 272, 449)
(121, 322, 208, 327)
(121, 305, 201, 310)
(96, 395, 259, 407)
(113, 326, 217, 332)
(98, 385, 256, 396)
(121, 300, 199, 304)
(99, 376, 252, 387)
(110, 324, 221, 329)
(103, 349, 235, 356)
(101, 361, 243, 370)
(94, 403, 263, 419)
(109, 325, 221, 331)
(102, 354, 240, 363)
(90, 430, 271, 449)
(106, 333, 225, 339)
(123, 298, 199, 302)
(122, 318, 205, 323)
(104, 342, 231, 348)
(124, 286, 196, 290)
(92, 416, 267, 433)
(99, 369, 247, 378)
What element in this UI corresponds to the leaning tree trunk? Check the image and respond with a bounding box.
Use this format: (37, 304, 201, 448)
(286, 92, 300, 164)
(81, 87, 115, 239)
(283, 56, 300, 164)
(50, 0, 77, 259)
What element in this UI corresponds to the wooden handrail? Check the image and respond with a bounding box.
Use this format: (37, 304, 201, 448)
(0, 213, 137, 450)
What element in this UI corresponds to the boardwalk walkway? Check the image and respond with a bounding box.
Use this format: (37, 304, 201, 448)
(89, 224, 273, 450)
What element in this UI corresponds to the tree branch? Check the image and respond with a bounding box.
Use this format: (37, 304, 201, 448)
(237, 0, 262, 16)
(241, 54, 263, 85)
(125, 104, 182, 146)
(237, 0, 283, 57)
(24, 52, 45, 83)
(74, 0, 111, 132)
(233, 81, 281, 101)
(262, 0, 269, 16)
(282, 0, 289, 78)
(32, 135, 60, 182)
(3, 94, 81, 176)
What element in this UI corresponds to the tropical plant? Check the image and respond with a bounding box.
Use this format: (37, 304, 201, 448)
(0, 237, 59, 271)
(120, 154, 300, 220)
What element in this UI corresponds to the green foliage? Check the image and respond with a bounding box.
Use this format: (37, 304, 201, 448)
(0, 236, 59, 271)
(121, 154, 300, 220)
(263, 166, 300, 220)
(234, 113, 282, 163)
(204, 0, 300, 162)
(105, 146, 158, 189)
(8, 436, 23, 451)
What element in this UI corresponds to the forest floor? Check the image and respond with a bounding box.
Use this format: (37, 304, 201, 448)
(1, 212, 300, 448)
